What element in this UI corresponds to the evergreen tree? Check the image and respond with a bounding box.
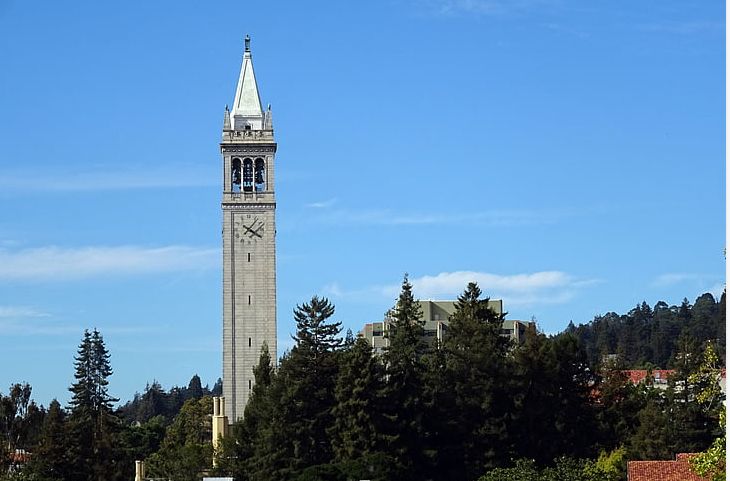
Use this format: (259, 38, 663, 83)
(510, 328, 596, 465)
(215, 344, 275, 480)
(65, 329, 122, 481)
(628, 396, 673, 460)
(26, 399, 68, 480)
(594, 363, 646, 452)
(146, 397, 213, 481)
(330, 336, 385, 462)
(187, 375, 204, 400)
(380, 274, 429, 478)
(247, 296, 344, 479)
(435, 282, 511, 478)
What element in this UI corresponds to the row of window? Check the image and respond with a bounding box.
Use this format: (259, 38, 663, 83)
(231, 157, 266, 192)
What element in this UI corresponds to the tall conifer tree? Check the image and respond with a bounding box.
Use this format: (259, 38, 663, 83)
(437, 282, 510, 478)
(381, 274, 430, 477)
(66, 329, 121, 481)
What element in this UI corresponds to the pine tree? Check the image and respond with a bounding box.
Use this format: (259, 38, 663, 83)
(146, 397, 214, 481)
(247, 297, 344, 479)
(380, 274, 429, 478)
(330, 336, 385, 462)
(436, 282, 511, 478)
(215, 344, 275, 480)
(66, 329, 121, 481)
(26, 399, 69, 479)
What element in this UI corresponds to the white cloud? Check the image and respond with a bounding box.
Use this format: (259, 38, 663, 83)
(0, 245, 219, 282)
(652, 273, 696, 287)
(324, 270, 593, 310)
(305, 198, 337, 209)
(0, 165, 217, 193)
(417, 0, 562, 17)
(412, 270, 573, 295)
(310, 208, 566, 227)
(0, 305, 50, 318)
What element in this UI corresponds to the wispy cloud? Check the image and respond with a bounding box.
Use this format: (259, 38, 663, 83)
(307, 207, 568, 227)
(0, 245, 219, 282)
(639, 20, 724, 35)
(0, 306, 75, 336)
(322, 269, 595, 310)
(0, 305, 50, 319)
(652, 273, 696, 287)
(415, 0, 563, 17)
(651, 273, 725, 300)
(0, 165, 217, 194)
(305, 198, 337, 208)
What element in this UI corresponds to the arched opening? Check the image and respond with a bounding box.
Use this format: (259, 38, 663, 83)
(242, 159, 253, 192)
(255, 158, 265, 192)
(231, 158, 242, 192)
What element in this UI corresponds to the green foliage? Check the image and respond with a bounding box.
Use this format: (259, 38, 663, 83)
(509, 327, 597, 465)
(479, 452, 625, 481)
(434, 282, 511, 477)
(146, 397, 214, 481)
(65, 329, 123, 481)
(117, 374, 221, 424)
(379, 274, 431, 478)
(569, 293, 725, 369)
(8, 287, 725, 481)
(688, 341, 726, 481)
(689, 407, 726, 481)
(330, 336, 384, 462)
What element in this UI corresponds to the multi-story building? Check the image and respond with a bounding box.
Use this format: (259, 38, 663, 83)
(360, 299, 533, 354)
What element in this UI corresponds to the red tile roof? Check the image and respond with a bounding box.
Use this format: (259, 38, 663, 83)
(628, 454, 709, 481)
(622, 369, 675, 384)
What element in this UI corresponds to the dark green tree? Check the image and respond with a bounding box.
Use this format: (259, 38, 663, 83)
(215, 343, 275, 480)
(187, 375, 204, 400)
(65, 329, 122, 481)
(380, 274, 429, 478)
(434, 282, 511, 478)
(510, 328, 597, 465)
(25, 399, 67, 480)
(593, 363, 646, 452)
(247, 296, 344, 480)
(146, 397, 214, 481)
(330, 336, 385, 463)
(628, 396, 673, 460)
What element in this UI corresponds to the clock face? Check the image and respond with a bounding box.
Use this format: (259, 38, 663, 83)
(235, 215, 264, 244)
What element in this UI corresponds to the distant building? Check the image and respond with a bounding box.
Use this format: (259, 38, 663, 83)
(360, 300, 533, 354)
(627, 453, 706, 481)
(621, 369, 726, 394)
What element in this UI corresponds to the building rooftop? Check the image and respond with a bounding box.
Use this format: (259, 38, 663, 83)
(627, 453, 708, 481)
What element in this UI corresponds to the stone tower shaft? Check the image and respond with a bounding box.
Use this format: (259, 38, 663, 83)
(220, 37, 277, 422)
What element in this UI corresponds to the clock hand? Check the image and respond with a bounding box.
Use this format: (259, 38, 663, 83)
(245, 220, 263, 237)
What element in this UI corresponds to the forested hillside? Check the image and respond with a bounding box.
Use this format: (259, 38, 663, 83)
(0, 284, 724, 481)
(565, 292, 725, 369)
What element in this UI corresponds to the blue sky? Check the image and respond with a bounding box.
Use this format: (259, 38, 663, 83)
(0, 0, 725, 408)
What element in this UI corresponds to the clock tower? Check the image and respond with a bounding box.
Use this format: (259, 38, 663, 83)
(220, 36, 277, 421)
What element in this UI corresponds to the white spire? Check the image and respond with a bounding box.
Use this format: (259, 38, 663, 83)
(230, 35, 265, 131)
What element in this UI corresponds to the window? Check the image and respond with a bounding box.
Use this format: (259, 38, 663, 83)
(254, 158, 265, 192)
(243, 159, 253, 191)
(231, 158, 242, 192)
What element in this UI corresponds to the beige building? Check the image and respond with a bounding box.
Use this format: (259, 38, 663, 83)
(360, 300, 533, 354)
(221, 36, 277, 422)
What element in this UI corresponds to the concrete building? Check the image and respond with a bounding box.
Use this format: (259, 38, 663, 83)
(360, 300, 533, 354)
(220, 36, 277, 421)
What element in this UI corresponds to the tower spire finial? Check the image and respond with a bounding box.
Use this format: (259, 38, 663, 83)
(244, 34, 251, 52)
